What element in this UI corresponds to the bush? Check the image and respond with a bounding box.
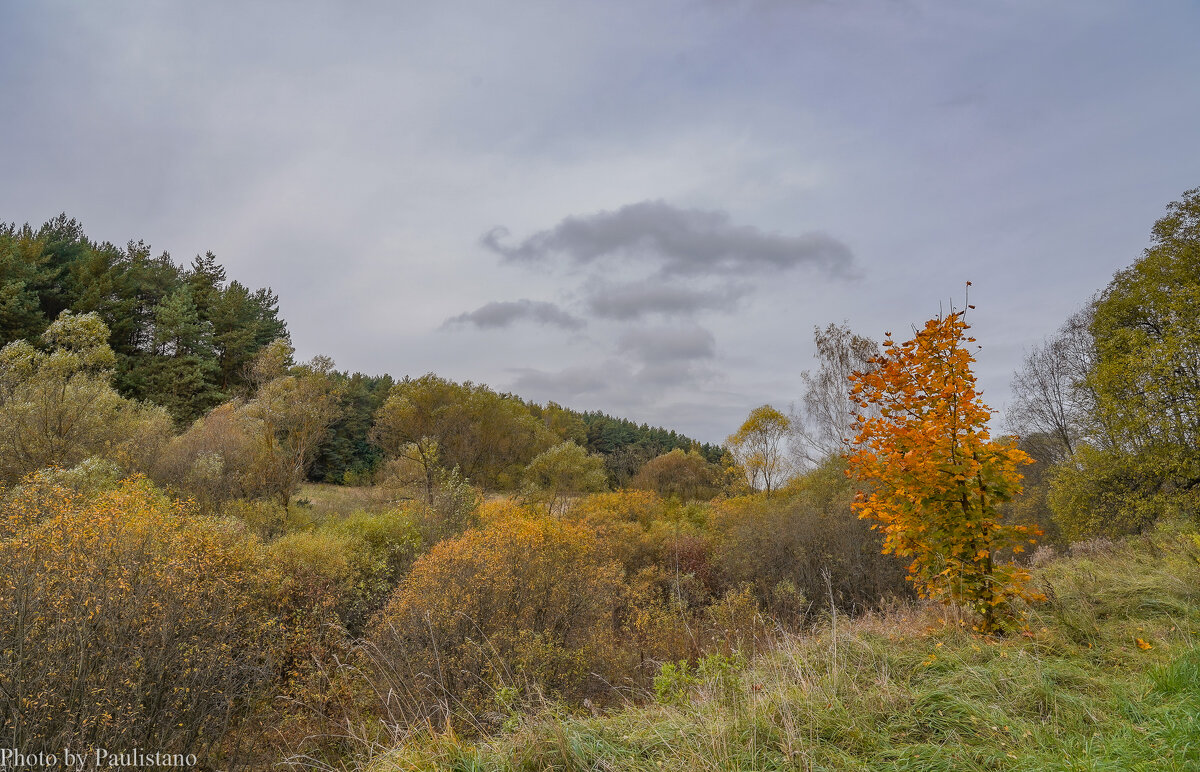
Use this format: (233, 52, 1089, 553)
(269, 530, 384, 633)
(325, 506, 423, 589)
(0, 475, 274, 766)
(630, 448, 722, 501)
(153, 401, 261, 510)
(567, 489, 671, 573)
(364, 514, 627, 726)
(0, 313, 173, 483)
(522, 441, 608, 514)
(710, 460, 910, 622)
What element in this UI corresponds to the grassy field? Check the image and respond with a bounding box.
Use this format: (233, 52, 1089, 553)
(364, 525, 1200, 771)
(296, 482, 401, 518)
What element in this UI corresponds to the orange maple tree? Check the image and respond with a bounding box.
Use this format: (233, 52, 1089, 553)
(845, 306, 1042, 632)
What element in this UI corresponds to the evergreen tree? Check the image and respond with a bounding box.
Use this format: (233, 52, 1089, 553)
(140, 288, 223, 424)
(0, 224, 50, 345)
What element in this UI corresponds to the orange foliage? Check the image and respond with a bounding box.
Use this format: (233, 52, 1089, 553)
(845, 309, 1042, 632)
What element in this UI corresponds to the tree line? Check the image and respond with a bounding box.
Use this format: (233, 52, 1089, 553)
(0, 215, 724, 493)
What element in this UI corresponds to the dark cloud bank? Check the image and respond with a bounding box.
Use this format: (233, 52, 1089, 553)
(481, 200, 857, 279)
(446, 200, 857, 410)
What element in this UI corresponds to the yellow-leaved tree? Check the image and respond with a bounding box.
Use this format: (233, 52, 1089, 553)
(845, 305, 1042, 632)
(726, 405, 792, 495)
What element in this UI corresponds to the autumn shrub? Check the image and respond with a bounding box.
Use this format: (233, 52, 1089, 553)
(644, 524, 719, 607)
(0, 475, 275, 765)
(618, 566, 702, 669)
(704, 585, 768, 654)
(269, 530, 383, 634)
(710, 460, 909, 624)
(0, 312, 174, 483)
(580, 492, 711, 672)
(477, 495, 697, 669)
(324, 507, 423, 591)
(222, 495, 320, 535)
(567, 490, 710, 664)
(572, 489, 671, 529)
(364, 514, 628, 728)
(28, 456, 124, 496)
(567, 489, 669, 572)
(423, 465, 483, 541)
(846, 309, 1042, 632)
(476, 496, 537, 527)
(568, 491, 709, 572)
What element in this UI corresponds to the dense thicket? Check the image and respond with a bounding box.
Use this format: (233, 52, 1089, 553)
(0, 477, 275, 765)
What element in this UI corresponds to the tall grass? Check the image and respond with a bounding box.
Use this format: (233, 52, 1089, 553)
(347, 525, 1200, 771)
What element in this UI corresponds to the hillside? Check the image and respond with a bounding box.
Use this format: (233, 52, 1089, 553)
(370, 526, 1200, 771)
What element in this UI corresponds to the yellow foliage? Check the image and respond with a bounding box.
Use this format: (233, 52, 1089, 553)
(476, 496, 538, 527)
(366, 513, 627, 724)
(0, 474, 275, 762)
(571, 488, 668, 527)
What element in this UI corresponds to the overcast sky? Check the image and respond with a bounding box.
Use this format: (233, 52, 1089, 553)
(2, 1, 1198, 442)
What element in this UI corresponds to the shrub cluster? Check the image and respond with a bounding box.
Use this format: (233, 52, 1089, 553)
(0, 453, 908, 767)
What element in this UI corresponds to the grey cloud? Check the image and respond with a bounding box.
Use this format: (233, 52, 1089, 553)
(617, 325, 716, 362)
(585, 280, 748, 319)
(512, 327, 717, 408)
(443, 299, 585, 331)
(482, 200, 857, 278)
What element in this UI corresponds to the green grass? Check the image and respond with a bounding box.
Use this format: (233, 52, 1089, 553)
(363, 526, 1200, 771)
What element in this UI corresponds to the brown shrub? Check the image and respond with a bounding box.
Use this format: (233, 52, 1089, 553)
(710, 460, 910, 623)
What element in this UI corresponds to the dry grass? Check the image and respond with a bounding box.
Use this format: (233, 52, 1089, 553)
(341, 523, 1200, 771)
(296, 483, 402, 518)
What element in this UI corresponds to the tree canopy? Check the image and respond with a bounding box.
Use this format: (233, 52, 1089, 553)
(0, 217, 286, 425)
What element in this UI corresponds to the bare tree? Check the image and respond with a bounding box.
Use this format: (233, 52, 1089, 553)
(1007, 305, 1098, 462)
(792, 323, 880, 467)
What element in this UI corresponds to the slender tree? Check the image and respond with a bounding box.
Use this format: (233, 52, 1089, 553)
(727, 405, 792, 494)
(846, 304, 1041, 632)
